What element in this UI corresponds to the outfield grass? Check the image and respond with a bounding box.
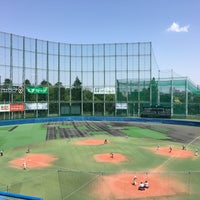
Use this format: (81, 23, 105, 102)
(0, 123, 46, 150)
(0, 123, 199, 200)
(121, 126, 170, 139)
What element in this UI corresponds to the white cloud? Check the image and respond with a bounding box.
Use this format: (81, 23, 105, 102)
(166, 22, 189, 32)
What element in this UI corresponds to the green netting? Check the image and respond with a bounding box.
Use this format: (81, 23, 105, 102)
(117, 77, 200, 116)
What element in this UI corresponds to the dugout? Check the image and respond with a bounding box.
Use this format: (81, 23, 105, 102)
(140, 106, 171, 118)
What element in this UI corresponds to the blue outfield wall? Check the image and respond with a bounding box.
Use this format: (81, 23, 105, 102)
(0, 116, 200, 127)
(0, 191, 43, 200)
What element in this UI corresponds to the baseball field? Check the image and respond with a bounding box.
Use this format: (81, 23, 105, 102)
(0, 121, 200, 200)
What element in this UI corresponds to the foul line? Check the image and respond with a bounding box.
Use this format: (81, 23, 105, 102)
(62, 174, 99, 200)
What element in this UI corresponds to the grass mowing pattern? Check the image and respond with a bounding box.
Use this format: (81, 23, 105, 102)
(0, 123, 46, 150)
(121, 126, 170, 139)
(87, 131, 108, 135)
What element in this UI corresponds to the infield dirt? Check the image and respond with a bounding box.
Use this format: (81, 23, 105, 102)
(76, 139, 190, 199)
(9, 153, 58, 169)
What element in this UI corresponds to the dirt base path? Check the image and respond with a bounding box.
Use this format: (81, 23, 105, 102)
(9, 153, 58, 169)
(149, 146, 196, 158)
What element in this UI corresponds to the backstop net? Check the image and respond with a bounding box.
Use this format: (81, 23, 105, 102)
(0, 31, 199, 119)
(0, 31, 155, 119)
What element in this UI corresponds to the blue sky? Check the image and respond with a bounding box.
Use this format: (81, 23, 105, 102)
(0, 0, 200, 85)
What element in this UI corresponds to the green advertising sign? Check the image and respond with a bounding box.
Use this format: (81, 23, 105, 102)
(26, 86, 48, 94)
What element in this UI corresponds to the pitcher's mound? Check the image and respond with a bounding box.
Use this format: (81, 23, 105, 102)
(94, 153, 128, 163)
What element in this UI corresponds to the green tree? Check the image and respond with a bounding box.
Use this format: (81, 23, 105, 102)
(38, 80, 51, 102)
(71, 76, 82, 115)
(71, 76, 82, 101)
(55, 81, 66, 101)
(40, 80, 52, 86)
(83, 89, 92, 114)
(105, 94, 115, 115)
(151, 77, 158, 106)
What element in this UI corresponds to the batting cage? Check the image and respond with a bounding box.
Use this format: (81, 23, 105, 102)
(117, 74, 200, 117)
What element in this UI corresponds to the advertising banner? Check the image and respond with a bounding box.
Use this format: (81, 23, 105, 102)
(94, 87, 115, 94)
(0, 104, 10, 112)
(0, 86, 22, 94)
(25, 103, 48, 110)
(10, 104, 25, 112)
(116, 103, 127, 110)
(26, 86, 48, 94)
